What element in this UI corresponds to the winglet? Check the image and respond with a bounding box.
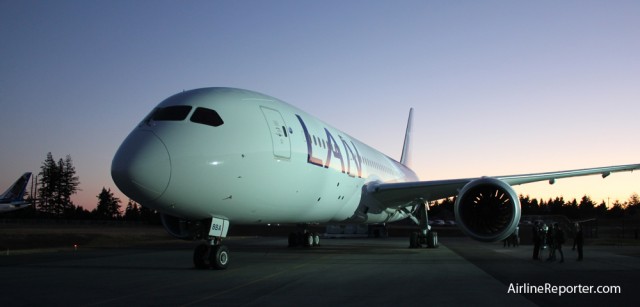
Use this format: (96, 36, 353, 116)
(400, 108, 413, 167)
(0, 172, 32, 202)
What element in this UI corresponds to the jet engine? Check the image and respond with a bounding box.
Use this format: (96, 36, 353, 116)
(454, 177, 521, 242)
(160, 213, 209, 240)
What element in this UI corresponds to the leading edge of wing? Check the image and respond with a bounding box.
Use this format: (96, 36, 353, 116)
(496, 163, 640, 186)
(368, 163, 640, 209)
(367, 178, 473, 207)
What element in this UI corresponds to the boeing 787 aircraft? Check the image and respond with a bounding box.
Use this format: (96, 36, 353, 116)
(0, 172, 32, 213)
(111, 88, 640, 270)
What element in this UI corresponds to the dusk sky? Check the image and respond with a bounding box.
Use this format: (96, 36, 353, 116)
(1, 0, 639, 211)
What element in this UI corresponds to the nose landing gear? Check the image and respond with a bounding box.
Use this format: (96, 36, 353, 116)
(194, 217, 230, 270)
(194, 238, 229, 270)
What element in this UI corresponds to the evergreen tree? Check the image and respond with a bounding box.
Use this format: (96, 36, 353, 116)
(608, 200, 625, 218)
(124, 199, 140, 220)
(38, 152, 60, 215)
(74, 204, 92, 219)
(578, 195, 595, 218)
(37, 152, 80, 216)
(95, 187, 121, 219)
(548, 197, 565, 215)
(60, 155, 80, 212)
(530, 198, 540, 215)
(626, 193, 640, 216)
(538, 198, 549, 213)
(564, 198, 579, 218)
(519, 195, 533, 214)
(595, 201, 608, 217)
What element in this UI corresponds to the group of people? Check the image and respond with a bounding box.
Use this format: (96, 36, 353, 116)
(532, 222, 584, 262)
(503, 226, 520, 247)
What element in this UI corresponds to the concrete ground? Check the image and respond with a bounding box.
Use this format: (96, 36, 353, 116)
(1, 236, 638, 306)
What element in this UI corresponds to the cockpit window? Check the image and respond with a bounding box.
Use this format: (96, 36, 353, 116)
(151, 106, 193, 121)
(190, 107, 224, 127)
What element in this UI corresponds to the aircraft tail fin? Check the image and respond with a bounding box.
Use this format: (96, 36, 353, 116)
(0, 172, 32, 202)
(400, 108, 413, 167)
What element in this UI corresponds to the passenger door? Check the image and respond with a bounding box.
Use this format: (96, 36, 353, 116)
(260, 106, 291, 159)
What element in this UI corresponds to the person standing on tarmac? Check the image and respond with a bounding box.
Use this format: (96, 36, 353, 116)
(546, 224, 556, 261)
(532, 222, 541, 260)
(554, 223, 565, 263)
(575, 223, 584, 261)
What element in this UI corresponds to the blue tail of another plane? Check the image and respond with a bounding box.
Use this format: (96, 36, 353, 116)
(0, 172, 32, 213)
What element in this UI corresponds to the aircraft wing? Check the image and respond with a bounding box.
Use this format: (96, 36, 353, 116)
(368, 163, 640, 209)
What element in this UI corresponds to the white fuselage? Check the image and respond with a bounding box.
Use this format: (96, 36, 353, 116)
(112, 88, 418, 225)
(0, 201, 31, 213)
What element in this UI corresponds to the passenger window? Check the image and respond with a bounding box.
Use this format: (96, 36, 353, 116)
(152, 106, 192, 121)
(190, 107, 224, 127)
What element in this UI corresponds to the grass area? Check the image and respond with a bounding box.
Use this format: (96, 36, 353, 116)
(0, 224, 174, 253)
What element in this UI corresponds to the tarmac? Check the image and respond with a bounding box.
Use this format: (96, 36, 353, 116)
(2, 236, 639, 306)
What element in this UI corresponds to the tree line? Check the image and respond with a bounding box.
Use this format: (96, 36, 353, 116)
(429, 193, 640, 220)
(7, 152, 640, 222)
(9, 153, 159, 222)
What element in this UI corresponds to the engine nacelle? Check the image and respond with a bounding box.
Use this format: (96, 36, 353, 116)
(160, 213, 209, 240)
(454, 178, 521, 242)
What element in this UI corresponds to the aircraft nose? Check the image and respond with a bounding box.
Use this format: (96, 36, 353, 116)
(111, 130, 170, 202)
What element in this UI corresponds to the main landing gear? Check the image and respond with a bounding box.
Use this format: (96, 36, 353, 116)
(288, 225, 320, 247)
(194, 217, 230, 270)
(407, 200, 439, 249)
(409, 229, 439, 248)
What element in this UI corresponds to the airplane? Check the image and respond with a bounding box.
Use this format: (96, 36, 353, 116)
(0, 172, 33, 213)
(111, 87, 640, 270)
